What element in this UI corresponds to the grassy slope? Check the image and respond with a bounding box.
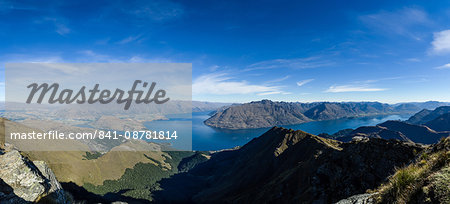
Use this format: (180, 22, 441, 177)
(0, 118, 186, 186)
(373, 137, 450, 203)
(24, 149, 170, 186)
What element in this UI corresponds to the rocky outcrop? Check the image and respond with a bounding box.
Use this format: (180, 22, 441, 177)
(335, 193, 376, 204)
(0, 144, 69, 203)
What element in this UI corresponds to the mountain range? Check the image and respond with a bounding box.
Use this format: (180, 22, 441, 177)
(1, 103, 449, 203)
(407, 106, 450, 126)
(321, 120, 449, 144)
(151, 127, 449, 203)
(205, 100, 449, 129)
(318, 106, 450, 144)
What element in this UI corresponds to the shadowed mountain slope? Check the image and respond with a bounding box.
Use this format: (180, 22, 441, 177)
(407, 106, 450, 124)
(323, 119, 449, 144)
(425, 113, 450, 132)
(153, 127, 423, 203)
(377, 120, 448, 144)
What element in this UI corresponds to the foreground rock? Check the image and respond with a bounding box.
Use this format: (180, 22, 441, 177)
(335, 193, 376, 204)
(0, 144, 69, 203)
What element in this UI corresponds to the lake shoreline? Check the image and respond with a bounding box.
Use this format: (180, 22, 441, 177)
(145, 112, 412, 151)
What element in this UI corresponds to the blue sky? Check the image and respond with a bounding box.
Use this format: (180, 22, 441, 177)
(1, 0, 450, 103)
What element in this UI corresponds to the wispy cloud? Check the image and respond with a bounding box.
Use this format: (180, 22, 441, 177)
(359, 8, 432, 40)
(123, 0, 184, 22)
(193, 73, 285, 95)
(435, 63, 450, 69)
(128, 56, 172, 63)
(0, 1, 41, 12)
(117, 35, 143, 44)
(325, 76, 402, 93)
(296, 79, 314, 87)
(326, 85, 386, 93)
(55, 23, 70, 35)
(244, 56, 334, 71)
(0, 53, 63, 63)
(209, 65, 220, 71)
(406, 58, 421, 62)
(353, 76, 405, 84)
(2, 51, 176, 65)
(257, 91, 282, 96)
(78, 50, 115, 62)
(265, 75, 290, 84)
(36, 17, 71, 36)
(95, 38, 111, 45)
(431, 30, 450, 54)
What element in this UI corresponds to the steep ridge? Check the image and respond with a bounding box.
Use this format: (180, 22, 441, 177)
(407, 106, 450, 124)
(377, 120, 448, 144)
(153, 127, 423, 203)
(324, 119, 449, 144)
(346, 126, 411, 142)
(304, 102, 392, 121)
(205, 100, 415, 129)
(204, 100, 312, 129)
(394, 101, 450, 111)
(425, 113, 450, 132)
(407, 109, 433, 124)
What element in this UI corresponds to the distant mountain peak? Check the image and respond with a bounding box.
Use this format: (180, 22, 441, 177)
(407, 105, 450, 125)
(205, 100, 416, 129)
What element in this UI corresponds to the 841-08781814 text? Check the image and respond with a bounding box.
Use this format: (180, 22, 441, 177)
(97, 130, 178, 140)
(9, 130, 178, 140)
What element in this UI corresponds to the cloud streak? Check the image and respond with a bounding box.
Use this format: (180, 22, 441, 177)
(326, 85, 386, 93)
(435, 63, 450, 69)
(117, 35, 143, 44)
(244, 56, 334, 71)
(296, 79, 314, 87)
(123, 0, 184, 22)
(193, 73, 285, 96)
(265, 75, 290, 84)
(359, 8, 431, 40)
(37, 17, 71, 36)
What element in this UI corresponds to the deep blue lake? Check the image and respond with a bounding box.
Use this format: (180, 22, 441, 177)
(145, 112, 411, 151)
